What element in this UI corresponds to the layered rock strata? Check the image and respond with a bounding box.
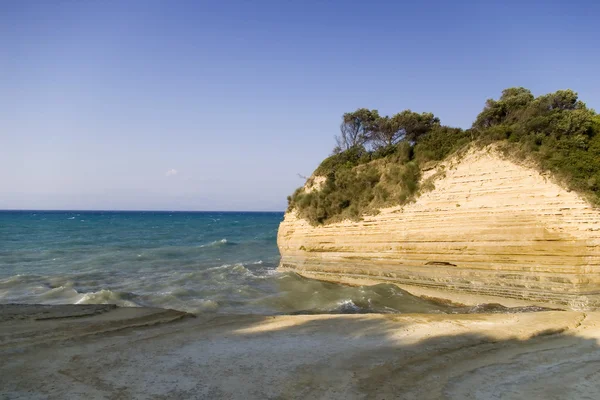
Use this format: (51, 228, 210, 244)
(278, 148, 600, 309)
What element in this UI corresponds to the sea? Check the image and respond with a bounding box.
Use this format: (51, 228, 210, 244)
(0, 211, 543, 315)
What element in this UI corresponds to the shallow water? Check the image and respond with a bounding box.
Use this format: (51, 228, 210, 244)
(0, 211, 548, 315)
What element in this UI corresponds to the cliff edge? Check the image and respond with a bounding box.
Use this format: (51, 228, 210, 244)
(278, 147, 600, 309)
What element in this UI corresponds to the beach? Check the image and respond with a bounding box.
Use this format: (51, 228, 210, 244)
(2, 215, 599, 399)
(4, 1, 599, 398)
(2, 304, 599, 399)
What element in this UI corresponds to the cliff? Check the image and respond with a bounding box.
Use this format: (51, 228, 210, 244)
(278, 147, 600, 309)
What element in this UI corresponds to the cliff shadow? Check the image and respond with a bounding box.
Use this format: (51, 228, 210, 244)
(208, 311, 600, 400)
(1, 310, 599, 400)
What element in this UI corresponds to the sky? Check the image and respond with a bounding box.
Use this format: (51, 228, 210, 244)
(1, 0, 599, 211)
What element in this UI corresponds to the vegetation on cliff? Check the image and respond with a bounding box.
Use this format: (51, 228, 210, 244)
(288, 88, 600, 225)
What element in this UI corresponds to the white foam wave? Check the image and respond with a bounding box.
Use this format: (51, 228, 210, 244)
(0, 274, 26, 285)
(262, 268, 279, 276)
(191, 299, 219, 313)
(75, 289, 138, 307)
(204, 263, 252, 274)
(199, 238, 228, 248)
(250, 267, 280, 279)
(336, 299, 360, 313)
(40, 285, 79, 300)
(205, 263, 234, 272)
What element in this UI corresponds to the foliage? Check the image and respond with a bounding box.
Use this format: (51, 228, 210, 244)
(289, 88, 600, 225)
(335, 109, 380, 152)
(370, 111, 440, 148)
(473, 88, 599, 204)
(389, 110, 441, 144)
(292, 158, 421, 225)
(314, 145, 370, 176)
(413, 126, 470, 163)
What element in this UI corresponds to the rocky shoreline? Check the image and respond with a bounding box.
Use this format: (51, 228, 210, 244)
(1, 304, 600, 399)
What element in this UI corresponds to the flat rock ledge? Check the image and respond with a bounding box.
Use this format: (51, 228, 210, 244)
(2, 304, 600, 399)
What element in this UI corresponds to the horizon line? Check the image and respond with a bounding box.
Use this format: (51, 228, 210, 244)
(0, 209, 285, 213)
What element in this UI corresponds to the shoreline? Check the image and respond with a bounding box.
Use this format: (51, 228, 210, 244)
(278, 267, 575, 310)
(2, 304, 600, 399)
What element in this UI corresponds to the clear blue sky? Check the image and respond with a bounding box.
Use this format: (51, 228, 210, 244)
(1, 0, 599, 211)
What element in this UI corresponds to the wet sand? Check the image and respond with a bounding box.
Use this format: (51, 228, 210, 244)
(1, 304, 599, 399)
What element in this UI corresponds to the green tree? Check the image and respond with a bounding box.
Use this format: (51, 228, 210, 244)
(391, 110, 440, 144)
(473, 87, 534, 128)
(371, 111, 440, 149)
(537, 89, 580, 111)
(499, 87, 535, 110)
(371, 116, 399, 148)
(335, 108, 380, 151)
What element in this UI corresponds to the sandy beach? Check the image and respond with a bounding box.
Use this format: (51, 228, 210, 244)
(1, 304, 599, 399)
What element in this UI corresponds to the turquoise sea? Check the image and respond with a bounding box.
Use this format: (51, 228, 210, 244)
(1, 211, 543, 315)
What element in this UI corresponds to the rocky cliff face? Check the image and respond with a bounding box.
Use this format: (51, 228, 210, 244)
(278, 147, 600, 309)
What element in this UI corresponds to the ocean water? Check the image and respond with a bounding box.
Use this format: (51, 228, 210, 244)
(0, 211, 544, 315)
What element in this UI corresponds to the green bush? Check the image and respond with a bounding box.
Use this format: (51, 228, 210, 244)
(314, 146, 370, 175)
(414, 126, 470, 163)
(475, 89, 600, 205)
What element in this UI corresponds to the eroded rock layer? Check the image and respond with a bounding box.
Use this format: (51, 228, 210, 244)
(278, 148, 600, 309)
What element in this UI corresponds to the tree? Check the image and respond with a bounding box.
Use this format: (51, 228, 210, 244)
(499, 87, 535, 111)
(473, 87, 534, 129)
(371, 116, 398, 148)
(370, 111, 440, 149)
(335, 108, 380, 151)
(473, 98, 506, 129)
(536, 89, 580, 111)
(391, 110, 440, 144)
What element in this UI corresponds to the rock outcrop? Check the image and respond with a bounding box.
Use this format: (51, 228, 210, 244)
(278, 147, 600, 309)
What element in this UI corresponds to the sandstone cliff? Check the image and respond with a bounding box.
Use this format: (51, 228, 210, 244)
(278, 147, 600, 309)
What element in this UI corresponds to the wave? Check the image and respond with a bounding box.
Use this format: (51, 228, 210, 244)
(39, 285, 80, 301)
(143, 294, 220, 314)
(203, 263, 255, 277)
(335, 299, 361, 313)
(462, 303, 554, 314)
(75, 289, 139, 307)
(0, 274, 36, 286)
(199, 238, 231, 248)
(0, 267, 555, 317)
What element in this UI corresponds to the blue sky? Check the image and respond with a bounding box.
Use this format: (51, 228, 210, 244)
(1, 0, 599, 211)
